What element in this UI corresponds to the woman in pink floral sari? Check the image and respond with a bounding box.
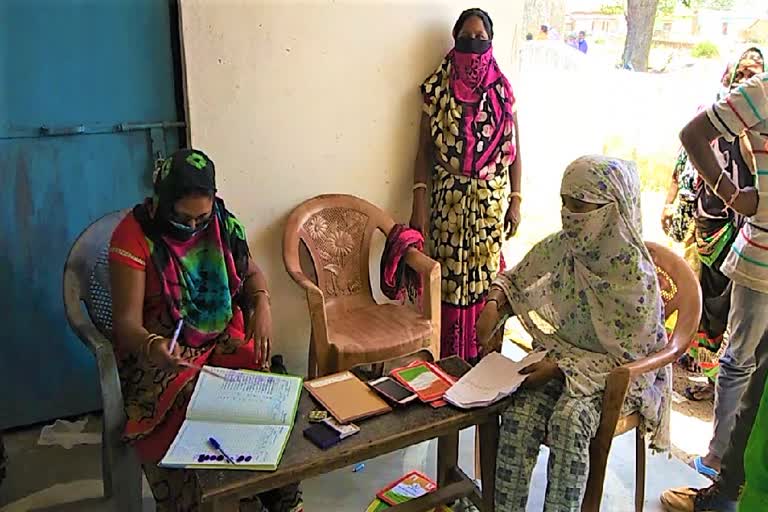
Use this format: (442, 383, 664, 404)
(409, 8, 523, 362)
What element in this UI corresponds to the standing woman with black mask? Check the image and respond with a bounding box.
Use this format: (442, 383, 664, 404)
(409, 8, 523, 363)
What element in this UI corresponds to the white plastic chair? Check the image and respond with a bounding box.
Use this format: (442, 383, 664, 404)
(63, 209, 143, 512)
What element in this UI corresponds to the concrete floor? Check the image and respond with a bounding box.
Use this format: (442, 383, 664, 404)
(0, 345, 710, 511)
(0, 416, 709, 512)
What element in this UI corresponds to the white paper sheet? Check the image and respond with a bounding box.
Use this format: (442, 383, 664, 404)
(444, 351, 548, 409)
(160, 421, 290, 469)
(187, 367, 302, 425)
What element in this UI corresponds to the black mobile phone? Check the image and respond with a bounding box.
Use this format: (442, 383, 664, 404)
(369, 376, 417, 405)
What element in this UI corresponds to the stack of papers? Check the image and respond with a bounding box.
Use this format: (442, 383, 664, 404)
(444, 351, 547, 409)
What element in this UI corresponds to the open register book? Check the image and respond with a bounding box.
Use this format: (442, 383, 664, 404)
(444, 351, 547, 409)
(160, 367, 302, 470)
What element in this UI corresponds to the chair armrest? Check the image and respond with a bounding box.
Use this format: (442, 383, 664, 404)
(621, 344, 680, 377)
(404, 248, 439, 275)
(74, 319, 112, 355)
(287, 269, 332, 372)
(404, 248, 441, 323)
(287, 269, 321, 294)
(618, 323, 692, 378)
(286, 269, 326, 317)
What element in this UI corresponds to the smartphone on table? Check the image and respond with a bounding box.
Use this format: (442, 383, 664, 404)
(368, 376, 418, 405)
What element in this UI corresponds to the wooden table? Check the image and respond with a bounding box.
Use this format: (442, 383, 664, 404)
(196, 358, 506, 512)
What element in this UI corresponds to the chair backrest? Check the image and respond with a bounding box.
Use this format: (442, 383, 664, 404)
(63, 210, 128, 351)
(646, 241, 702, 359)
(283, 194, 396, 310)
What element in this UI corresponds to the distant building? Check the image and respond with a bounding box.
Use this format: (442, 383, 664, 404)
(742, 19, 768, 43)
(564, 11, 625, 37)
(564, 8, 766, 46)
(696, 9, 760, 41)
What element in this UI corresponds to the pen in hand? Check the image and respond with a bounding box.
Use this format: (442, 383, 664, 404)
(168, 318, 184, 354)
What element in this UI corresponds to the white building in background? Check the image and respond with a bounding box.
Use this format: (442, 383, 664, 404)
(696, 9, 764, 42)
(565, 0, 605, 11)
(565, 12, 625, 38)
(564, 3, 766, 47)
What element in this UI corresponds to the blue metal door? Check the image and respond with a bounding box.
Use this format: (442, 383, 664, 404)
(0, 0, 184, 428)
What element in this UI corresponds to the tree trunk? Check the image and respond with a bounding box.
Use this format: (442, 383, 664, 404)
(622, 0, 660, 72)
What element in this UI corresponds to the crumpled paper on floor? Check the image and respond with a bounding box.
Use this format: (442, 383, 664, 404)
(38, 418, 100, 449)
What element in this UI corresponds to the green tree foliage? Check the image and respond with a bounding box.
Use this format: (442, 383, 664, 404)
(599, 3, 625, 14)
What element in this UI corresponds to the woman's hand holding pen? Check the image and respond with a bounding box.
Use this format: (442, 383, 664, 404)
(147, 337, 184, 369)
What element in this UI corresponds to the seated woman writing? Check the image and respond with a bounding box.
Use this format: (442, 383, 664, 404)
(476, 155, 671, 512)
(109, 149, 302, 512)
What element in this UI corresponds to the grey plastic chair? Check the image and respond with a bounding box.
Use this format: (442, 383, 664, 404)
(63, 209, 143, 512)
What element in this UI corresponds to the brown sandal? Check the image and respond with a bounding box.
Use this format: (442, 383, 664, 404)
(683, 383, 715, 402)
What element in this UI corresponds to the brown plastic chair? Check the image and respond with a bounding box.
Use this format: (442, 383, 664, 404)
(476, 241, 701, 512)
(63, 209, 143, 512)
(283, 194, 441, 378)
(579, 241, 702, 512)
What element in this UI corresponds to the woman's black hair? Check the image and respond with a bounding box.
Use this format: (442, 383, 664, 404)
(177, 187, 216, 200)
(453, 8, 494, 40)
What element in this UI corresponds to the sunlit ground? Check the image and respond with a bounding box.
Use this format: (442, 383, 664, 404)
(499, 46, 736, 463)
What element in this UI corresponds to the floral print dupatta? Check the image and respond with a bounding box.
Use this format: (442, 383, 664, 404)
(494, 156, 672, 450)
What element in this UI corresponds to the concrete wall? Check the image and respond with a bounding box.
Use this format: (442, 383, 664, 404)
(181, 0, 524, 374)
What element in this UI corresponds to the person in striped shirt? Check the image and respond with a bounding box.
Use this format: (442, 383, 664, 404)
(661, 73, 768, 511)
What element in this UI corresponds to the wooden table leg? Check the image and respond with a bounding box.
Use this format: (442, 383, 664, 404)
(437, 430, 459, 487)
(478, 416, 500, 512)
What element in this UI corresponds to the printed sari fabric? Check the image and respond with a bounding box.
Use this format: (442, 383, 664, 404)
(430, 167, 508, 361)
(421, 50, 516, 180)
(421, 47, 516, 361)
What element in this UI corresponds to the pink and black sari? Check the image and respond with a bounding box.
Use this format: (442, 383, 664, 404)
(420, 38, 516, 362)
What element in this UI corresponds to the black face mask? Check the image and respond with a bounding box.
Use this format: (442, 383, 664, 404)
(455, 37, 491, 55)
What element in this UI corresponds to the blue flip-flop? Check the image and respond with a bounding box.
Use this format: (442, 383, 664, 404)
(692, 456, 720, 479)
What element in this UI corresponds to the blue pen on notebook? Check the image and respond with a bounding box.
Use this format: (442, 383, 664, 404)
(168, 319, 184, 353)
(208, 437, 236, 464)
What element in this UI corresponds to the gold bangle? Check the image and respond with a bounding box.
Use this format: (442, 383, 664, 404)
(142, 334, 163, 360)
(510, 191, 522, 202)
(412, 182, 427, 191)
(251, 289, 271, 304)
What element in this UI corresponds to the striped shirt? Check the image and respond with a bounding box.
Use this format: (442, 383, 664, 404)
(706, 72, 768, 293)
